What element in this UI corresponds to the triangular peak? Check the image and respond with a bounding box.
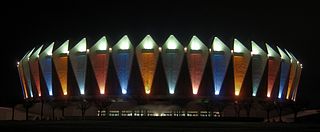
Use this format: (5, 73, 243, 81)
(54, 40, 69, 54)
(20, 50, 32, 62)
(265, 43, 280, 58)
(285, 49, 297, 63)
(277, 46, 290, 62)
(212, 37, 230, 52)
(114, 35, 133, 50)
(163, 35, 183, 50)
(251, 41, 266, 56)
(26, 48, 35, 60)
(188, 36, 208, 50)
(90, 36, 108, 51)
(30, 45, 43, 60)
(233, 39, 249, 53)
(40, 42, 54, 57)
(138, 35, 158, 49)
(287, 50, 299, 62)
(71, 38, 87, 52)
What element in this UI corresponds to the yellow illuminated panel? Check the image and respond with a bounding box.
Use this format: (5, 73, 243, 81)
(140, 53, 158, 94)
(233, 39, 251, 96)
(285, 51, 297, 99)
(53, 40, 69, 95)
(136, 35, 159, 94)
(233, 55, 250, 96)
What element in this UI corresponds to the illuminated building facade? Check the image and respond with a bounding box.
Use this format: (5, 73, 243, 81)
(17, 35, 303, 117)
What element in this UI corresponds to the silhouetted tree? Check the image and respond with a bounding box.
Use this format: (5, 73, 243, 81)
(259, 100, 274, 122)
(288, 100, 307, 122)
(243, 99, 253, 117)
(274, 101, 284, 122)
(23, 99, 35, 120)
(233, 100, 241, 118)
(78, 99, 90, 120)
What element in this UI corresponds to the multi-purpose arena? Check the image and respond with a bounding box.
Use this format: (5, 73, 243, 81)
(16, 35, 302, 119)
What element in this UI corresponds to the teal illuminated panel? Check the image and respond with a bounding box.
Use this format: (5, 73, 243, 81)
(251, 41, 267, 96)
(161, 35, 184, 94)
(70, 38, 88, 95)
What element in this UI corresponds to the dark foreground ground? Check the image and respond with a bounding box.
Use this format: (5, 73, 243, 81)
(1, 119, 320, 132)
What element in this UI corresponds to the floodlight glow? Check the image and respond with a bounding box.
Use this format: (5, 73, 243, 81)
(252, 93, 256, 97)
(235, 91, 240, 96)
(215, 91, 220, 95)
(122, 89, 127, 94)
(145, 89, 150, 94)
(192, 89, 198, 95)
(169, 89, 175, 94)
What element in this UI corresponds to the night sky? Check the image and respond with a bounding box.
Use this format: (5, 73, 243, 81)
(2, 2, 318, 108)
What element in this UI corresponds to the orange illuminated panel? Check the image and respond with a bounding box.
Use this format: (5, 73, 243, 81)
(286, 63, 297, 99)
(138, 52, 158, 94)
(55, 56, 68, 95)
(267, 59, 280, 97)
(91, 54, 108, 94)
(233, 55, 250, 96)
(18, 64, 28, 98)
(29, 59, 41, 96)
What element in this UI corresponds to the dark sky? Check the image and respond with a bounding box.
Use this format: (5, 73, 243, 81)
(2, 1, 319, 107)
